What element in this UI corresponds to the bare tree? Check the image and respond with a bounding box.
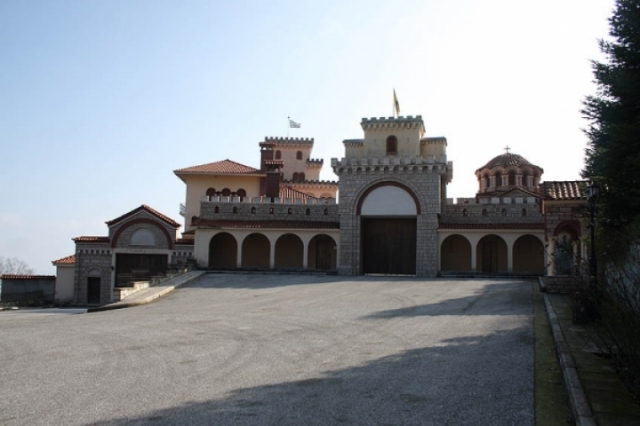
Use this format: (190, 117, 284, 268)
(0, 256, 35, 275)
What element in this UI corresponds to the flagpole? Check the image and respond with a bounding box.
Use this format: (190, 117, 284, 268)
(287, 115, 290, 138)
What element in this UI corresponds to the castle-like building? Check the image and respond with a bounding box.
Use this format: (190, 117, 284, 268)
(52, 115, 589, 305)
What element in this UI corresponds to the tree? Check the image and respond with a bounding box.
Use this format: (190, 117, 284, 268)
(0, 256, 35, 275)
(582, 0, 640, 229)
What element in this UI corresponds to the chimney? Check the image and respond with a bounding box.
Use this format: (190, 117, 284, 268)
(265, 171, 280, 198)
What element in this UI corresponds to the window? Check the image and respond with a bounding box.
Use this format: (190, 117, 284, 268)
(495, 172, 502, 187)
(233, 207, 238, 214)
(237, 188, 246, 200)
(287, 208, 292, 214)
(386, 135, 398, 155)
(296, 151, 302, 160)
(508, 173, 516, 186)
(323, 208, 328, 215)
(501, 208, 507, 216)
(222, 188, 231, 196)
(522, 208, 527, 217)
(251, 207, 256, 214)
(214, 206, 219, 214)
(522, 173, 530, 186)
(305, 208, 310, 216)
(482, 208, 487, 216)
(206, 188, 216, 197)
(269, 207, 274, 214)
(462, 209, 468, 217)
(275, 150, 282, 160)
(292, 172, 299, 182)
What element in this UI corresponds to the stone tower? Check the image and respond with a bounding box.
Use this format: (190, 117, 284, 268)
(331, 115, 452, 276)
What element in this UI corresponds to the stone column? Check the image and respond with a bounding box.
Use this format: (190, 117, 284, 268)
(269, 240, 276, 269)
(507, 240, 514, 273)
(303, 241, 309, 269)
(236, 242, 242, 268)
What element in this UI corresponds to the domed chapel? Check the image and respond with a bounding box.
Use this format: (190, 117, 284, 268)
(54, 114, 591, 305)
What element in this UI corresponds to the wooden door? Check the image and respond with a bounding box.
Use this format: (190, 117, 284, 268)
(362, 218, 416, 275)
(87, 277, 101, 304)
(482, 241, 499, 273)
(315, 239, 333, 270)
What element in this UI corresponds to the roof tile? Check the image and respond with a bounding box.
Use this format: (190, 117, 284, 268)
(106, 205, 181, 228)
(543, 181, 588, 201)
(52, 254, 75, 265)
(174, 159, 262, 175)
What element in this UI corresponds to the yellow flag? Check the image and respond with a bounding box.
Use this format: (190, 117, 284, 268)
(393, 89, 400, 117)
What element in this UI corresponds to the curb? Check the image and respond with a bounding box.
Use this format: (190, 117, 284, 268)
(543, 293, 597, 426)
(87, 271, 206, 313)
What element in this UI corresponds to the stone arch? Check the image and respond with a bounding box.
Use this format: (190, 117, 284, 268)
(275, 234, 304, 268)
(476, 235, 508, 273)
(111, 219, 173, 249)
(308, 234, 337, 270)
(208, 233, 237, 268)
(440, 235, 472, 272)
(356, 181, 421, 215)
(513, 234, 544, 274)
(554, 220, 581, 240)
(241, 233, 270, 268)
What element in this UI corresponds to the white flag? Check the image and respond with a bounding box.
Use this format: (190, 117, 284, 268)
(289, 119, 301, 128)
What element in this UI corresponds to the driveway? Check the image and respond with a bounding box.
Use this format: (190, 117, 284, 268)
(0, 274, 534, 426)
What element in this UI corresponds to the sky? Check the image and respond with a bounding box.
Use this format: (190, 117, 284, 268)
(0, 0, 616, 275)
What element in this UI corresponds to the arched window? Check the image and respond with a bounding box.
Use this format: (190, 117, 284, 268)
(522, 172, 530, 187)
(323, 208, 328, 215)
(287, 208, 292, 214)
(222, 188, 231, 196)
(482, 208, 487, 216)
(462, 209, 468, 217)
(251, 207, 256, 214)
(292, 172, 299, 182)
(206, 188, 216, 197)
(296, 151, 302, 160)
(495, 172, 503, 187)
(305, 208, 310, 216)
(522, 208, 527, 217)
(386, 135, 398, 155)
(269, 207, 274, 214)
(299, 172, 305, 182)
(237, 188, 246, 200)
(275, 150, 282, 160)
(501, 208, 507, 216)
(508, 172, 516, 186)
(214, 206, 219, 214)
(233, 207, 238, 214)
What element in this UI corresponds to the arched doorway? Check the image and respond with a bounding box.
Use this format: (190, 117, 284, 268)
(209, 233, 237, 268)
(275, 234, 303, 268)
(476, 235, 508, 273)
(513, 235, 544, 274)
(440, 235, 472, 272)
(241, 233, 270, 268)
(308, 234, 337, 270)
(358, 183, 419, 275)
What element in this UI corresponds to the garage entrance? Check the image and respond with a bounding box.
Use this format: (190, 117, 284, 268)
(362, 218, 416, 275)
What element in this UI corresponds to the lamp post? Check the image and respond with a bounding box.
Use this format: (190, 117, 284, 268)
(586, 181, 600, 293)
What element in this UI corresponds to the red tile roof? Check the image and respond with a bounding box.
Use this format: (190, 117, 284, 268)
(195, 219, 339, 230)
(174, 159, 262, 176)
(73, 236, 111, 243)
(105, 205, 181, 228)
(279, 185, 316, 201)
(439, 223, 544, 230)
(52, 254, 75, 265)
(477, 153, 541, 172)
(0, 275, 56, 280)
(543, 181, 588, 201)
(175, 238, 194, 245)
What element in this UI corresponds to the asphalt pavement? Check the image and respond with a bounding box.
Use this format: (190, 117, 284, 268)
(0, 274, 534, 426)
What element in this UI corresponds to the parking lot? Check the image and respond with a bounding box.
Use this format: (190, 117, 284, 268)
(0, 274, 534, 426)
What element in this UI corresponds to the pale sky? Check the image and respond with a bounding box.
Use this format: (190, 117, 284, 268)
(0, 0, 615, 274)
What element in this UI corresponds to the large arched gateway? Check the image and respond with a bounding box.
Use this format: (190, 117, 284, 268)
(359, 183, 419, 275)
(209, 233, 237, 268)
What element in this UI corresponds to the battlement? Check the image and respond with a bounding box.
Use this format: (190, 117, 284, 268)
(264, 137, 314, 145)
(199, 197, 339, 223)
(343, 139, 364, 146)
(446, 197, 539, 205)
(421, 137, 447, 145)
(361, 115, 425, 131)
(306, 158, 324, 166)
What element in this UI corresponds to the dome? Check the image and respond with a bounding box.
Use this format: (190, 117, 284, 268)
(476, 153, 536, 173)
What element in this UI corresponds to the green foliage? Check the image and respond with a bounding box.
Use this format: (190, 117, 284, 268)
(583, 0, 640, 228)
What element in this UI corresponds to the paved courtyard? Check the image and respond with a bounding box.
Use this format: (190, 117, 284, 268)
(0, 274, 534, 426)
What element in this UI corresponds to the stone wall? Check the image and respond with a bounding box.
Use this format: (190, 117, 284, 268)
(74, 243, 112, 305)
(0, 276, 56, 303)
(544, 201, 586, 239)
(540, 276, 580, 294)
(441, 200, 543, 224)
(200, 198, 339, 223)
